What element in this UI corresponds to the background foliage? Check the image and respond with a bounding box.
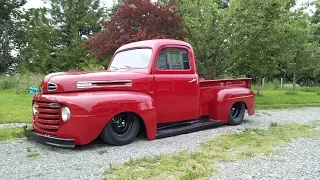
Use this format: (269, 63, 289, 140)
(1, 0, 320, 88)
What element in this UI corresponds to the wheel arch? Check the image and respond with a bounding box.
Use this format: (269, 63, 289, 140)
(208, 88, 255, 124)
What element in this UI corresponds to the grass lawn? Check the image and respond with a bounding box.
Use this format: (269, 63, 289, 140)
(105, 122, 320, 179)
(0, 126, 26, 141)
(0, 90, 34, 124)
(256, 91, 320, 109)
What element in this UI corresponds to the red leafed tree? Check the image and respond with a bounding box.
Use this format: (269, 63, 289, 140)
(84, 0, 187, 61)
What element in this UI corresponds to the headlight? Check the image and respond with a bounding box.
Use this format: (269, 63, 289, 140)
(61, 106, 71, 122)
(32, 103, 38, 115)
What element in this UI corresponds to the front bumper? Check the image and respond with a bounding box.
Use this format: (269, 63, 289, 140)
(23, 125, 75, 148)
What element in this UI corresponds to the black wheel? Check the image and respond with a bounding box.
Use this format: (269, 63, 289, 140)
(100, 113, 140, 146)
(227, 102, 245, 125)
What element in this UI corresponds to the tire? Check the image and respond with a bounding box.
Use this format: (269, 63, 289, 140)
(227, 102, 245, 125)
(100, 113, 140, 146)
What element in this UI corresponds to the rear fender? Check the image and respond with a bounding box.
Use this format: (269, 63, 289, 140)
(52, 91, 156, 144)
(209, 88, 255, 124)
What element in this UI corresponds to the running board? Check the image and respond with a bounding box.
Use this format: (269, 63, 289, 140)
(156, 119, 223, 139)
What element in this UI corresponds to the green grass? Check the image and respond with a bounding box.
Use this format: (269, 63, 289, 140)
(0, 126, 27, 141)
(0, 90, 34, 124)
(255, 91, 320, 109)
(105, 122, 320, 180)
(25, 146, 40, 158)
(0, 125, 32, 141)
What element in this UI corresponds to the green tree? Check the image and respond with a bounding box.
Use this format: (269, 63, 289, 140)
(0, 0, 26, 73)
(19, 8, 56, 73)
(311, 1, 320, 42)
(19, 0, 104, 74)
(178, 0, 230, 79)
(225, 0, 310, 95)
(282, 10, 313, 93)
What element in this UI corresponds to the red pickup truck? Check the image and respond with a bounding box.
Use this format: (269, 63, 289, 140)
(27, 39, 255, 148)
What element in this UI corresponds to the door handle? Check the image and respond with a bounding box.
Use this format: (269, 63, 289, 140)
(189, 79, 197, 83)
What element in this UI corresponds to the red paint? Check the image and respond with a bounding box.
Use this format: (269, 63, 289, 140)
(32, 39, 255, 145)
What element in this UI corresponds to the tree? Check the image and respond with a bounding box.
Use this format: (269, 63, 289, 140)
(311, 0, 320, 43)
(225, 0, 308, 95)
(18, 8, 56, 73)
(19, 0, 104, 74)
(85, 0, 187, 61)
(0, 0, 26, 73)
(282, 10, 313, 93)
(178, 0, 230, 79)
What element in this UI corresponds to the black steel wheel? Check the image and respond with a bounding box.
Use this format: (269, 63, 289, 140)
(227, 102, 245, 125)
(100, 113, 140, 146)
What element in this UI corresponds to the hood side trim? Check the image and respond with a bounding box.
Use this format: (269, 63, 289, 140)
(76, 80, 132, 89)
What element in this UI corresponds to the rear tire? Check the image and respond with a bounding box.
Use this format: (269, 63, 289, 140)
(227, 102, 245, 125)
(100, 113, 140, 146)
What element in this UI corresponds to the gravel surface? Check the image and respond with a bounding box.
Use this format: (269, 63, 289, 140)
(0, 107, 319, 180)
(0, 123, 29, 129)
(211, 138, 320, 180)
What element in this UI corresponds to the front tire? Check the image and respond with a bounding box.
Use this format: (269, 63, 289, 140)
(100, 113, 140, 146)
(227, 102, 245, 125)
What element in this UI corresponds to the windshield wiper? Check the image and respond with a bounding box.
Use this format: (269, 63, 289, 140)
(110, 66, 119, 70)
(124, 65, 134, 69)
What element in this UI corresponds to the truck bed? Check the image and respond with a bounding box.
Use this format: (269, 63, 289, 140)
(199, 78, 252, 114)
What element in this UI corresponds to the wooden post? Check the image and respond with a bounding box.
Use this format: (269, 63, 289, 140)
(281, 78, 283, 90)
(262, 78, 265, 87)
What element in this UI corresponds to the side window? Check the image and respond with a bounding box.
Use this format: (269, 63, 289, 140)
(156, 48, 190, 70)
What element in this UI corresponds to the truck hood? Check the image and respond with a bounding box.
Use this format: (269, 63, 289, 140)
(41, 70, 150, 94)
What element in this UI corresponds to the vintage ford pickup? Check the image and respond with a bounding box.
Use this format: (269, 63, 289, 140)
(27, 39, 255, 148)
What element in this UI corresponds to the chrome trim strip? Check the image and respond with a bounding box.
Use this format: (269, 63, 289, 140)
(76, 80, 132, 89)
(77, 80, 132, 84)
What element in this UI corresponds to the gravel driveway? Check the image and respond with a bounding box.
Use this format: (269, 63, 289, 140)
(211, 138, 320, 180)
(0, 107, 319, 180)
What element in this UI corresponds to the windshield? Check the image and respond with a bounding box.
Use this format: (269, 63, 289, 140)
(109, 48, 152, 69)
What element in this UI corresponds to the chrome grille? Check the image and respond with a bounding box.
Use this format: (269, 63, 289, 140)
(48, 82, 57, 91)
(33, 101, 61, 136)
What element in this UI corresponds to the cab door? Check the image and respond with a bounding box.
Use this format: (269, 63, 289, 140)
(152, 46, 200, 123)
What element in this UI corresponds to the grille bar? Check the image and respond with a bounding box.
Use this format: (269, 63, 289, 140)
(37, 113, 60, 119)
(35, 117, 60, 125)
(36, 107, 59, 114)
(35, 122, 59, 130)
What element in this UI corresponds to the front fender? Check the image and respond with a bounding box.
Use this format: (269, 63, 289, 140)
(209, 88, 255, 124)
(35, 91, 156, 145)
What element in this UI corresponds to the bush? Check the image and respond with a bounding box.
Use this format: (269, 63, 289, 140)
(0, 74, 43, 93)
(0, 78, 15, 90)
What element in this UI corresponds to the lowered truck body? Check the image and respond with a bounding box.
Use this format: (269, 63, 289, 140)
(28, 39, 255, 148)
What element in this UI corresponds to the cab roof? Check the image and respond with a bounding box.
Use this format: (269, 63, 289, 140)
(115, 39, 193, 53)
